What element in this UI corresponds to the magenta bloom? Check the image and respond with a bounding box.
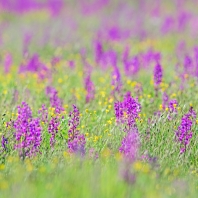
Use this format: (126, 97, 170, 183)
(45, 86, 64, 146)
(14, 102, 42, 158)
(68, 105, 86, 155)
(4, 53, 12, 74)
(175, 107, 196, 154)
(119, 129, 140, 162)
(94, 40, 103, 64)
(168, 99, 178, 113)
(84, 73, 95, 103)
(114, 92, 141, 130)
(1, 136, 8, 151)
(111, 66, 122, 95)
(46, 86, 64, 114)
(48, 117, 59, 147)
(123, 55, 140, 76)
(162, 92, 169, 109)
(19, 54, 49, 80)
(153, 63, 163, 87)
(38, 104, 48, 123)
(0, 0, 63, 15)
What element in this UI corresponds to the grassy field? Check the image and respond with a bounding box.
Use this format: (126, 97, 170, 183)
(0, 1, 198, 197)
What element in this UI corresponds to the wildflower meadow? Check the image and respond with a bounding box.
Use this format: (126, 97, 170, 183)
(0, 1, 198, 197)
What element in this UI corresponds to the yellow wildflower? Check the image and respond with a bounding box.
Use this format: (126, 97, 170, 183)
(109, 98, 113, 103)
(133, 161, 150, 174)
(101, 148, 111, 158)
(106, 109, 109, 113)
(58, 78, 63, 83)
(0, 181, 8, 190)
(85, 133, 89, 137)
(107, 120, 112, 125)
(0, 164, 5, 170)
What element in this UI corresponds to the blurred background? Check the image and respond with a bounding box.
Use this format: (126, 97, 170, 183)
(0, 0, 198, 60)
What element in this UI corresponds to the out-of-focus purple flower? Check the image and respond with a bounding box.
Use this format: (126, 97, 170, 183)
(81, 0, 109, 15)
(21, 54, 39, 72)
(46, 86, 64, 114)
(4, 53, 12, 74)
(141, 50, 153, 67)
(153, 52, 161, 63)
(153, 63, 163, 87)
(0, 0, 63, 15)
(68, 134, 86, 155)
(94, 41, 117, 68)
(162, 92, 169, 109)
(51, 56, 61, 67)
(123, 55, 140, 76)
(23, 33, 32, 57)
(175, 107, 196, 154)
(189, 106, 197, 119)
(68, 105, 86, 155)
(45, 87, 63, 146)
(177, 11, 191, 31)
(176, 41, 186, 58)
(19, 54, 49, 80)
(184, 55, 193, 75)
(161, 16, 175, 34)
(107, 26, 130, 41)
(124, 49, 161, 73)
(154, 110, 161, 117)
(114, 101, 124, 124)
(14, 102, 42, 158)
(48, 0, 63, 16)
(122, 46, 129, 65)
(194, 47, 198, 76)
(167, 99, 178, 121)
(120, 166, 136, 185)
(141, 49, 161, 68)
(2, 136, 8, 150)
(80, 48, 87, 62)
(122, 46, 140, 76)
(119, 129, 140, 162)
(141, 153, 157, 163)
(168, 99, 178, 113)
(28, 118, 42, 154)
(68, 105, 80, 138)
(68, 60, 75, 69)
(150, 0, 161, 17)
(94, 37, 120, 69)
(123, 92, 141, 129)
(46, 86, 56, 96)
(114, 92, 141, 130)
(38, 104, 48, 123)
(100, 50, 117, 68)
(84, 72, 95, 103)
(89, 148, 99, 160)
(94, 40, 103, 64)
(111, 66, 122, 95)
(108, 27, 119, 40)
(48, 116, 59, 147)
